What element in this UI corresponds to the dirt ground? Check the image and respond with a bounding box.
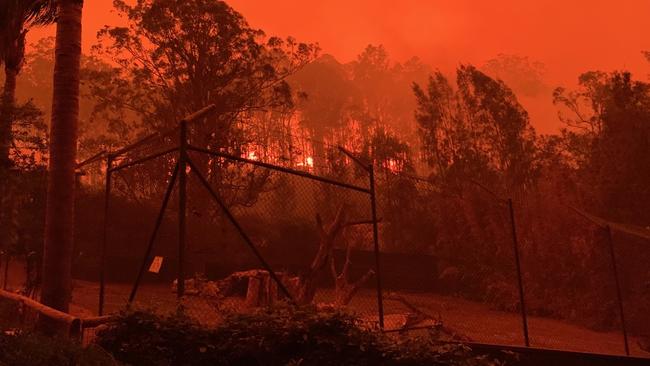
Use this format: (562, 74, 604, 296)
(2, 259, 647, 358)
(68, 280, 649, 358)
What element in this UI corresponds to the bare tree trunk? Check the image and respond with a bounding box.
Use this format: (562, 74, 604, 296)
(290, 207, 348, 304)
(289, 206, 376, 306)
(229, 206, 375, 308)
(331, 242, 374, 306)
(40, 0, 83, 318)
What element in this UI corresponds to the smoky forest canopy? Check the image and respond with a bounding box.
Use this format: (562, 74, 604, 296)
(2, 0, 650, 334)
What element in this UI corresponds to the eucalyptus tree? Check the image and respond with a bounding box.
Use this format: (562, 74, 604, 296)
(89, 0, 317, 207)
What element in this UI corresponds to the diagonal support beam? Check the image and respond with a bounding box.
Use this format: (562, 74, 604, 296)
(185, 157, 295, 303)
(128, 161, 180, 304)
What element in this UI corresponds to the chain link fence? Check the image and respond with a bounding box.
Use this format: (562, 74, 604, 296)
(611, 228, 650, 357)
(63, 119, 650, 358)
(374, 167, 649, 357)
(3, 104, 649, 358)
(513, 189, 617, 354)
(79, 110, 384, 330)
(175, 149, 380, 325)
(375, 170, 527, 346)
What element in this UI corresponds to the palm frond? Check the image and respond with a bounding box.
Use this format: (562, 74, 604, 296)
(0, 0, 56, 65)
(23, 0, 57, 27)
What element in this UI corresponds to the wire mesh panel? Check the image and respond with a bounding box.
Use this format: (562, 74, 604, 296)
(66, 105, 650, 358)
(613, 229, 650, 357)
(72, 155, 109, 318)
(76, 114, 384, 329)
(513, 188, 637, 355)
(98, 131, 180, 317)
(375, 170, 527, 346)
(180, 146, 380, 326)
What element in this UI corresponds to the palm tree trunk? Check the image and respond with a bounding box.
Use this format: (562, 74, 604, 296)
(40, 0, 83, 316)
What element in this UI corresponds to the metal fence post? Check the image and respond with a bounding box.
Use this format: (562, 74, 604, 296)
(99, 154, 113, 316)
(508, 198, 530, 347)
(177, 121, 188, 299)
(605, 225, 630, 356)
(369, 164, 385, 330)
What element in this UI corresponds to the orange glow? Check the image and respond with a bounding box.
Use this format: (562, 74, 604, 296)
(296, 156, 314, 170)
(247, 151, 258, 161)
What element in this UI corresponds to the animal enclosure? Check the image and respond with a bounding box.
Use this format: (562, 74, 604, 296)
(3, 106, 649, 358)
(89, 108, 384, 328)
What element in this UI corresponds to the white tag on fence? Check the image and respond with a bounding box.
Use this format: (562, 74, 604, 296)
(148, 256, 164, 273)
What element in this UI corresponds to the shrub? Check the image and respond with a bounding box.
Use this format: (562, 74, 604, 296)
(0, 331, 118, 366)
(96, 306, 509, 366)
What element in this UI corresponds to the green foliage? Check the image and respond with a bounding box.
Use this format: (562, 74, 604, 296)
(0, 168, 47, 263)
(413, 65, 537, 190)
(408, 66, 650, 329)
(85, 0, 320, 210)
(362, 126, 412, 171)
(96, 306, 506, 366)
(549, 70, 650, 329)
(10, 100, 48, 170)
(0, 331, 117, 366)
(0, 0, 56, 73)
(92, 0, 318, 134)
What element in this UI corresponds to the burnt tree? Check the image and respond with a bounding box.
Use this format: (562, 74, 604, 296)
(290, 205, 375, 306)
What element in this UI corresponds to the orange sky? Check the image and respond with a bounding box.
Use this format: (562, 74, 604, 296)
(27, 0, 650, 133)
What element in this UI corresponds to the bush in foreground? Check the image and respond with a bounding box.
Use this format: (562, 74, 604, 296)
(96, 306, 510, 366)
(0, 331, 117, 366)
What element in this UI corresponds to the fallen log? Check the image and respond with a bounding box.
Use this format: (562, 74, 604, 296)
(1, 289, 77, 323)
(81, 315, 116, 328)
(0, 289, 115, 339)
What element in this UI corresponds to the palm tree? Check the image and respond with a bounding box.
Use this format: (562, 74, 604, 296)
(0, 0, 56, 171)
(40, 0, 83, 314)
(0, 1, 55, 300)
